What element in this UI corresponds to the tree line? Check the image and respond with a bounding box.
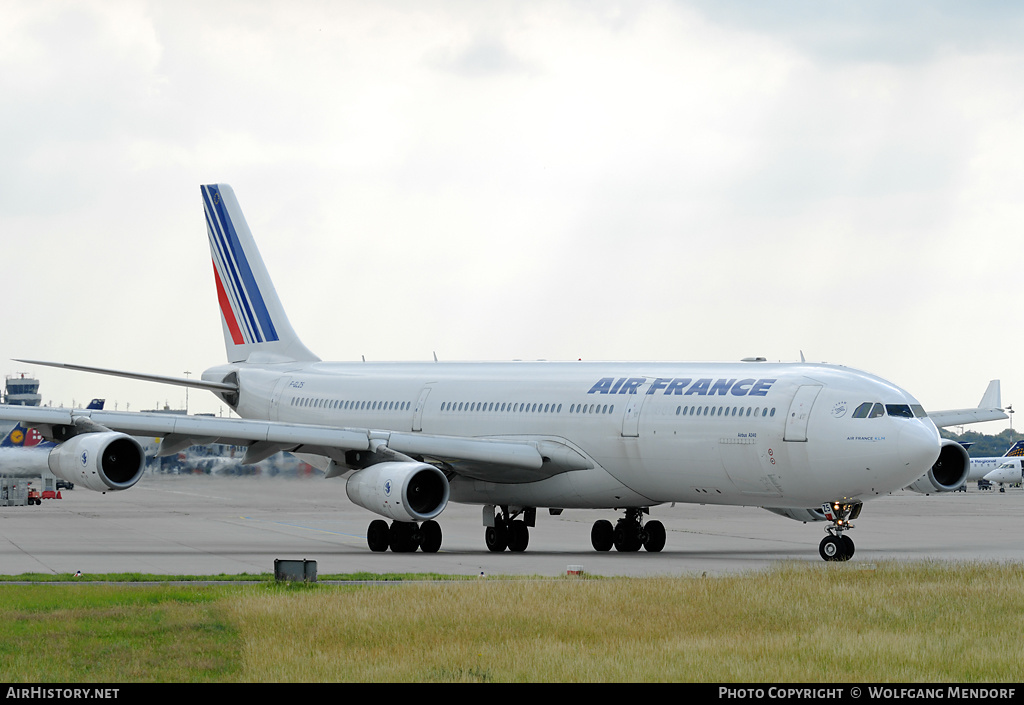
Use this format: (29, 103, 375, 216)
(939, 427, 1023, 457)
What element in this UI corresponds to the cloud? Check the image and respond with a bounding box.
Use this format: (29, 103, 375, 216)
(0, 1, 1021, 429)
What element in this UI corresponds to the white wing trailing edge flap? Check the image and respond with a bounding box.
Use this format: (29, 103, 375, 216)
(0, 183, 1007, 560)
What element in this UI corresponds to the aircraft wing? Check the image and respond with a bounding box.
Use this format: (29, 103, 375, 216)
(0, 405, 590, 482)
(928, 379, 1007, 428)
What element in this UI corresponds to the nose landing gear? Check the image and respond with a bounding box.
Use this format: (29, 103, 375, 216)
(818, 501, 861, 561)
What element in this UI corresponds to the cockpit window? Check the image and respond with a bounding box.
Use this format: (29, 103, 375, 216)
(885, 404, 914, 419)
(852, 402, 873, 419)
(852, 401, 923, 419)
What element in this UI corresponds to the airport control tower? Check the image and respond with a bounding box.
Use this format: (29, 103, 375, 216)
(3, 373, 41, 406)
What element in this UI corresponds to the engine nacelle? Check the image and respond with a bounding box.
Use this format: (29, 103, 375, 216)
(346, 461, 449, 523)
(905, 438, 970, 494)
(764, 507, 827, 523)
(48, 432, 146, 493)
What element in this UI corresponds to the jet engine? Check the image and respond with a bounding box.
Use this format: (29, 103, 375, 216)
(346, 461, 450, 523)
(905, 438, 970, 494)
(48, 432, 146, 493)
(763, 507, 827, 523)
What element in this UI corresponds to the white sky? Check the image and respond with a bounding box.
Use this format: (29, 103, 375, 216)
(2, 1, 1023, 432)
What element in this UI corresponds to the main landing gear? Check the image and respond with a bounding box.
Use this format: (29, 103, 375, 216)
(818, 501, 862, 562)
(366, 519, 442, 553)
(484, 506, 534, 552)
(591, 508, 666, 552)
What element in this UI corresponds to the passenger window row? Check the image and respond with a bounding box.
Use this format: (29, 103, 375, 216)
(676, 405, 776, 418)
(291, 397, 412, 412)
(441, 401, 573, 414)
(288, 396, 786, 422)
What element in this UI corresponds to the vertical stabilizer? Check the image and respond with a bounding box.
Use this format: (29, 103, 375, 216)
(201, 184, 319, 364)
(978, 380, 1001, 411)
(1003, 440, 1024, 457)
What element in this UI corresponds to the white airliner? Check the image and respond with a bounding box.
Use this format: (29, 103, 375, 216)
(979, 459, 1022, 489)
(966, 440, 1024, 489)
(0, 185, 1007, 562)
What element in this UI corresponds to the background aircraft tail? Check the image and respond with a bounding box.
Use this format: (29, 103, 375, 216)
(1003, 440, 1024, 457)
(0, 399, 102, 449)
(201, 184, 320, 364)
(0, 423, 48, 449)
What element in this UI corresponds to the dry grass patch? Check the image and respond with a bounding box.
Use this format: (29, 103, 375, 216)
(2, 562, 1020, 682)
(226, 562, 1024, 682)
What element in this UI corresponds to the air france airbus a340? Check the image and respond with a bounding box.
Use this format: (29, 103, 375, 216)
(0, 185, 1005, 561)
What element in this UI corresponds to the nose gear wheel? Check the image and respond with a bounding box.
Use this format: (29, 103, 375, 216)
(818, 501, 861, 561)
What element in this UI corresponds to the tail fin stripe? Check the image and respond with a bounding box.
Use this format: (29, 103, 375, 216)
(201, 186, 279, 344)
(211, 259, 246, 345)
(203, 187, 262, 343)
(200, 183, 319, 364)
(205, 204, 260, 344)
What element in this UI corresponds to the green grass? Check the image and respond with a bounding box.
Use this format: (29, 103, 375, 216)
(0, 584, 239, 682)
(0, 572, 468, 583)
(1, 562, 1022, 682)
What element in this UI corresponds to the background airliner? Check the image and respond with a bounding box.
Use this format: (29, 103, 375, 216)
(966, 439, 1024, 482)
(0, 185, 1006, 561)
(0, 399, 103, 478)
(963, 439, 1024, 490)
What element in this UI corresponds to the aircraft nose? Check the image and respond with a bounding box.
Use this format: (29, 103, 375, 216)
(898, 421, 940, 473)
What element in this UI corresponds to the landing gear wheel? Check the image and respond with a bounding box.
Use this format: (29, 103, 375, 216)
(602, 509, 660, 552)
(818, 500, 861, 562)
(642, 520, 666, 553)
(819, 535, 852, 562)
(613, 520, 642, 552)
(507, 520, 530, 552)
(485, 523, 508, 552)
(389, 521, 418, 552)
(591, 520, 614, 551)
(367, 519, 390, 552)
(420, 520, 443, 553)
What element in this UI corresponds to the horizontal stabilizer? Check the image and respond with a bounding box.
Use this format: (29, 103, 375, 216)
(14, 359, 237, 393)
(929, 408, 1008, 427)
(928, 379, 1006, 428)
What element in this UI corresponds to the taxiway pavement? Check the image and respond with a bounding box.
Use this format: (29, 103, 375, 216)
(1, 474, 1020, 577)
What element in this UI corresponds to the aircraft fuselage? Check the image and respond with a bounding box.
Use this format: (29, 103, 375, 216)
(205, 359, 941, 511)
